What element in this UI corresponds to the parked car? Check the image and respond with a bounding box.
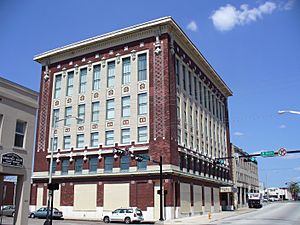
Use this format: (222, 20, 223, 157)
(29, 207, 63, 219)
(102, 207, 144, 224)
(0, 205, 15, 217)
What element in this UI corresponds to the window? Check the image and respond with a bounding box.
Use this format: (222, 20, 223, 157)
(63, 136, 71, 150)
(76, 134, 84, 148)
(75, 158, 83, 174)
(54, 74, 62, 99)
(120, 155, 130, 171)
(203, 86, 207, 108)
(138, 93, 147, 115)
(121, 128, 130, 144)
(14, 120, 26, 148)
(107, 61, 115, 88)
(0, 114, 3, 141)
(93, 64, 101, 90)
(194, 77, 198, 100)
(105, 130, 114, 146)
(90, 132, 99, 147)
(64, 107, 72, 126)
(188, 71, 192, 95)
(106, 99, 115, 120)
(182, 66, 186, 91)
(138, 54, 147, 81)
(89, 157, 98, 173)
(175, 59, 180, 85)
(199, 81, 203, 105)
(78, 104, 85, 124)
(122, 96, 130, 117)
(51, 160, 56, 174)
(79, 68, 87, 94)
(66, 71, 74, 96)
(104, 156, 113, 172)
(51, 137, 58, 152)
(91, 102, 100, 122)
(138, 126, 147, 142)
(52, 109, 59, 127)
(122, 57, 131, 84)
(62, 159, 69, 175)
(178, 129, 181, 144)
(137, 154, 148, 170)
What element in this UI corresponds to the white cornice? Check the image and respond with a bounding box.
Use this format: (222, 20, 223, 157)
(33, 16, 232, 96)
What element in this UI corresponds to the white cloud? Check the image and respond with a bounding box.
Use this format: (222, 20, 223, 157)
(281, 0, 295, 10)
(187, 21, 198, 32)
(279, 124, 286, 129)
(210, 1, 283, 31)
(234, 131, 244, 136)
(283, 154, 300, 160)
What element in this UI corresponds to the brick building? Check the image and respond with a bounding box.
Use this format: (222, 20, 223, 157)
(30, 17, 233, 220)
(232, 144, 259, 209)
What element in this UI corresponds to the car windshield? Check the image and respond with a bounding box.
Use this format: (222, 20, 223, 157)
(136, 210, 143, 216)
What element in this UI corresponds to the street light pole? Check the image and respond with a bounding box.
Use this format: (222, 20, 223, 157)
(159, 156, 163, 221)
(44, 116, 82, 225)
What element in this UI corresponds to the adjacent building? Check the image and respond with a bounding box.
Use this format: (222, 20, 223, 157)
(232, 144, 259, 209)
(30, 17, 233, 220)
(0, 77, 39, 225)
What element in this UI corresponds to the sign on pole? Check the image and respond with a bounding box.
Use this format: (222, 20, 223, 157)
(260, 151, 275, 157)
(277, 148, 287, 157)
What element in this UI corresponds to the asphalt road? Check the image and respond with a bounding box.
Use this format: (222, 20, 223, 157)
(215, 202, 300, 225)
(1, 202, 299, 225)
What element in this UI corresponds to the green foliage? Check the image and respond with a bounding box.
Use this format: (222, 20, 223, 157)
(288, 182, 300, 200)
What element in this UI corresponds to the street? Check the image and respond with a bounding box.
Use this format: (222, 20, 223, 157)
(1, 202, 299, 225)
(215, 202, 300, 225)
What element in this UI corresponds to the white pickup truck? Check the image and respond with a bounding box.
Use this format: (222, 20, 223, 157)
(102, 207, 144, 224)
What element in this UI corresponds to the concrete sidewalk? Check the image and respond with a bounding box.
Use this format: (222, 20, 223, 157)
(159, 208, 255, 225)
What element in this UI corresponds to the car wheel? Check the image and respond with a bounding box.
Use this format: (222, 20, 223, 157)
(11, 212, 15, 217)
(124, 217, 131, 224)
(30, 213, 35, 218)
(103, 216, 110, 223)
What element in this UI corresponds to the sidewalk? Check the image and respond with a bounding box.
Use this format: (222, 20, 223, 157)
(159, 207, 255, 225)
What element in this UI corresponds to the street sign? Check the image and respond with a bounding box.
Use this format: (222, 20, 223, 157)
(278, 148, 287, 157)
(260, 151, 275, 157)
(1, 153, 23, 168)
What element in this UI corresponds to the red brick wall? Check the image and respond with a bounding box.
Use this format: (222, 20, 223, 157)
(3, 181, 15, 205)
(43, 185, 47, 205)
(30, 184, 37, 205)
(97, 183, 103, 207)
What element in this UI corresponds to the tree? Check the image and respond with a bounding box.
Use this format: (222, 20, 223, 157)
(288, 182, 300, 201)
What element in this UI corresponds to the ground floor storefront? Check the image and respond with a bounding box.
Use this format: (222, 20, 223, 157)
(30, 174, 233, 221)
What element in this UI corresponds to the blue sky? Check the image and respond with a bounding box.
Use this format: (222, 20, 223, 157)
(0, 0, 299, 187)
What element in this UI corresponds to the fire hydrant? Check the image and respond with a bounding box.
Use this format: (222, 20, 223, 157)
(208, 212, 212, 220)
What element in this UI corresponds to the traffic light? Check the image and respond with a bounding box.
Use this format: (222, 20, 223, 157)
(244, 157, 257, 163)
(216, 159, 225, 165)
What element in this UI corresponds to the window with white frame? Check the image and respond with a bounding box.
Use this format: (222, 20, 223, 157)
(188, 71, 192, 96)
(52, 109, 59, 127)
(121, 128, 130, 144)
(93, 64, 101, 90)
(77, 104, 85, 124)
(61, 159, 69, 175)
(76, 134, 84, 148)
(175, 58, 180, 86)
(120, 155, 130, 171)
(75, 158, 83, 174)
(14, 120, 26, 148)
(63, 136, 71, 150)
(107, 61, 115, 88)
(105, 130, 114, 146)
(138, 93, 147, 115)
(90, 132, 99, 147)
(138, 126, 147, 142)
(51, 137, 58, 152)
(182, 65, 186, 91)
(106, 99, 115, 120)
(0, 114, 3, 143)
(64, 106, 72, 126)
(194, 77, 198, 100)
(122, 96, 130, 117)
(79, 68, 87, 94)
(138, 54, 147, 81)
(89, 157, 98, 173)
(91, 102, 100, 122)
(54, 74, 62, 99)
(66, 71, 74, 96)
(122, 57, 131, 84)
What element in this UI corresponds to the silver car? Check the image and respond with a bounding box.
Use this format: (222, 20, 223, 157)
(0, 205, 15, 217)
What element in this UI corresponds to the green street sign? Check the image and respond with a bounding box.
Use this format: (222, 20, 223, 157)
(260, 151, 275, 157)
